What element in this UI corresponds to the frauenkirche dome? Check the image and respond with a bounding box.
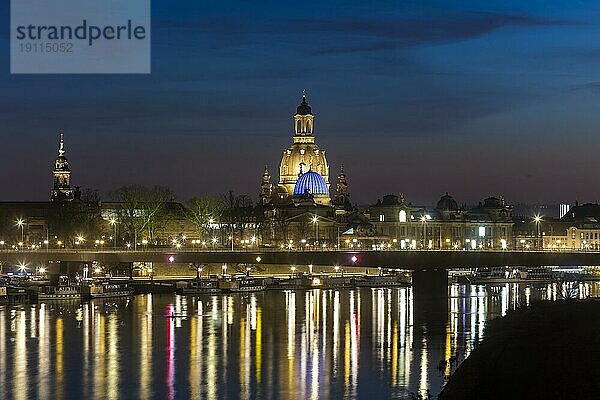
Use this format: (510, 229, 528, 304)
(278, 93, 330, 204)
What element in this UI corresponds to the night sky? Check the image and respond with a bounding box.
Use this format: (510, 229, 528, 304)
(2, 1, 600, 205)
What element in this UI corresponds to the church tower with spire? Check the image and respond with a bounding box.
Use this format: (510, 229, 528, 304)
(260, 165, 272, 204)
(50, 133, 74, 202)
(333, 164, 351, 208)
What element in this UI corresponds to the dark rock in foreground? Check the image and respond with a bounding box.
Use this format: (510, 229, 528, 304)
(439, 300, 600, 400)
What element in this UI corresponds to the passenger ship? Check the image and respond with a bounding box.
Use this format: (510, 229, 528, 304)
(81, 282, 134, 299)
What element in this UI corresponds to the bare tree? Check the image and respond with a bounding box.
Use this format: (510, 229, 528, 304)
(112, 185, 174, 246)
(46, 188, 104, 246)
(186, 196, 224, 239)
(221, 191, 255, 241)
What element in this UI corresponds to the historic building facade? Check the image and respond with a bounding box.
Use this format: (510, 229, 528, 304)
(366, 193, 514, 249)
(514, 203, 600, 250)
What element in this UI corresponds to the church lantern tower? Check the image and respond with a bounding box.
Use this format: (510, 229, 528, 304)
(50, 133, 74, 202)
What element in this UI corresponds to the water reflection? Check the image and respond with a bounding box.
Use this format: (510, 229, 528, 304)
(0, 282, 598, 399)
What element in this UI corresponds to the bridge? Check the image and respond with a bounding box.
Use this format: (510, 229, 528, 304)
(1, 249, 600, 269)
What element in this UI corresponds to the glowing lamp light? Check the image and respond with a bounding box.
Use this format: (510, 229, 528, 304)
(351, 255, 358, 263)
(255, 256, 262, 263)
(168, 255, 175, 263)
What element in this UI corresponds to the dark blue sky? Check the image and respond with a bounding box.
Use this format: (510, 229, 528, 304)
(2, 0, 600, 205)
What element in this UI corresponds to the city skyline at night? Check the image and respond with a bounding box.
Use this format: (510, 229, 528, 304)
(2, 1, 600, 204)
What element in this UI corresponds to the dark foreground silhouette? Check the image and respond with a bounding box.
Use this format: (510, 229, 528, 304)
(439, 299, 600, 400)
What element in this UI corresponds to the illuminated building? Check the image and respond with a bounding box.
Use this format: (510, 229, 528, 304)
(50, 133, 75, 202)
(367, 193, 514, 249)
(261, 94, 339, 207)
(258, 94, 357, 245)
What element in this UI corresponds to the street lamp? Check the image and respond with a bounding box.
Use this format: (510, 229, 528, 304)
(533, 215, 542, 249)
(76, 235, 85, 247)
(15, 218, 25, 243)
(17, 262, 28, 275)
(420, 216, 427, 249)
(109, 218, 118, 248)
(312, 215, 319, 246)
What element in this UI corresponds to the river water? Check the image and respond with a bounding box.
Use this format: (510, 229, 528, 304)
(0, 282, 598, 400)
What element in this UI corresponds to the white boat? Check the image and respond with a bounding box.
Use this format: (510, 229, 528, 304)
(38, 285, 81, 300)
(222, 277, 267, 293)
(180, 279, 221, 295)
(82, 282, 134, 299)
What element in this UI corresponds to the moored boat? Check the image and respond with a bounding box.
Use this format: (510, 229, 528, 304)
(316, 276, 354, 289)
(82, 282, 134, 299)
(37, 285, 82, 300)
(180, 279, 221, 295)
(355, 274, 410, 287)
(222, 277, 267, 293)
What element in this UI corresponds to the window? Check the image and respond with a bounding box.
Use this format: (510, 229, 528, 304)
(399, 210, 407, 222)
(379, 214, 385, 222)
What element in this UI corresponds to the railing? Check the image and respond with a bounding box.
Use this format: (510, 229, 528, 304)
(2, 247, 600, 254)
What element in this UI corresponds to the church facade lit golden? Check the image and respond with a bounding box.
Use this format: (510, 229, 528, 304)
(261, 94, 337, 206)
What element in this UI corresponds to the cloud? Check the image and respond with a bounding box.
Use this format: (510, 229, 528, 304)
(272, 12, 578, 54)
(570, 82, 600, 94)
(152, 10, 578, 55)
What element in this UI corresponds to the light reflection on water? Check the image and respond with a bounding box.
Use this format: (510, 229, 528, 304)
(0, 282, 598, 400)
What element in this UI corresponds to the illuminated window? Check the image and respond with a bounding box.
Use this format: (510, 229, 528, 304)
(399, 210, 407, 222)
(478, 226, 485, 237)
(379, 214, 385, 222)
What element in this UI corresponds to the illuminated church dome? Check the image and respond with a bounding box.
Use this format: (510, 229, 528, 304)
(293, 171, 329, 196)
(279, 93, 330, 205)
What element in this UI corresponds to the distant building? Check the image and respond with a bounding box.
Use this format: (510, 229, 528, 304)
(368, 193, 513, 249)
(559, 204, 571, 219)
(515, 203, 600, 250)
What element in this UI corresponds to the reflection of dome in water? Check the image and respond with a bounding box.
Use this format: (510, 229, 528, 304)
(293, 171, 328, 196)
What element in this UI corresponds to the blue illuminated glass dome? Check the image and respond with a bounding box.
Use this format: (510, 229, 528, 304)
(293, 171, 328, 196)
